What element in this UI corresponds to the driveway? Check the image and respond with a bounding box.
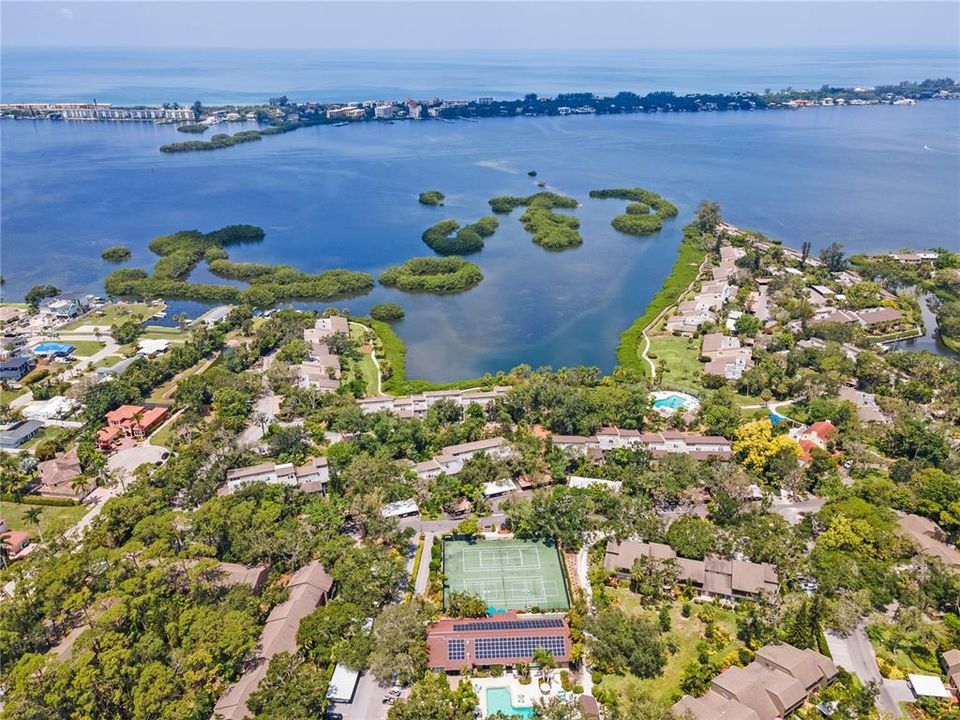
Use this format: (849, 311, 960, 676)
(771, 495, 825, 525)
(108, 443, 167, 475)
(825, 624, 902, 717)
(239, 391, 281, 446)
(336, 672, 392, 720)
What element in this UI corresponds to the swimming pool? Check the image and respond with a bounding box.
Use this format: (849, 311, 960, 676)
(650, 391, 700, 415)
(486, 687, 534, 719)
(653, 395, 688, 410)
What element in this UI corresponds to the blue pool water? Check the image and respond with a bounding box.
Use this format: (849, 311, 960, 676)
(486, 687, 534, 719)
(32, 342, 75, 355)
(653, 395, 690, 410)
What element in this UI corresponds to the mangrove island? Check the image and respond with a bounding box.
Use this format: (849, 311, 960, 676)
(379, 256, 483, 294)
(421, 217, 498, 255)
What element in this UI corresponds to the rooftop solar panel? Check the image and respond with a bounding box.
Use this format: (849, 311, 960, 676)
(473, 635, 566, 660)
(447, 639, 466, 661)
(452, 618, 564, 632)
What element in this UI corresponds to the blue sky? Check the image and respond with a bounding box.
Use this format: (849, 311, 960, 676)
(3, 1, 958, 50)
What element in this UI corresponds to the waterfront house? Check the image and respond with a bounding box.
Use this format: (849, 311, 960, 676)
(38, 292, 94, 319)
(357, 386, 511, 418)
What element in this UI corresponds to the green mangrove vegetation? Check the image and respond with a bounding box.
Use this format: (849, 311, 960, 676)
(590, 187, 679, 236)
(616, 221, 710, 371)
(421, 217, 498, 255)
(100, 245, 132, 262)
(418, 190, 445, 206)
(379, 256, 483, 294)
(176, 123, 209, 134)
(104, 224, 374, 306)
(370, 303, 406, 322)
(488, 191, 582, 250)
(159, 124, 299, 153)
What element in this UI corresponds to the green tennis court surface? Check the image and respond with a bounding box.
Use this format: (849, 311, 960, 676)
(443, 538, 570, 611)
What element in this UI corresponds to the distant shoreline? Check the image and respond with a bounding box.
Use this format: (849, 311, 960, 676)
(2, 76, 957, 153)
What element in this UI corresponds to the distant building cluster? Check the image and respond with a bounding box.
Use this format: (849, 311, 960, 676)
(0, 102, 193, 120)
(358, 386, 511, 418)
(552, 428, 733, 461)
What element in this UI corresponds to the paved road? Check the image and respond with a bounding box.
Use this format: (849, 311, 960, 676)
(337, 672, 393, 720)
(239, 391, 280, 446)
(825, 624, 902, 717)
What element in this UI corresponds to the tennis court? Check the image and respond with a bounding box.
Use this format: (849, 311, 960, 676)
(443, 538, 569, 611)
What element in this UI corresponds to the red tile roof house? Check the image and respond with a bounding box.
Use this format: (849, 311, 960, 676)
(1, 530, 31, 560)
(798, 421, 838, 450)
(98, 405, 170, 450)
(427, 612, 573, 672)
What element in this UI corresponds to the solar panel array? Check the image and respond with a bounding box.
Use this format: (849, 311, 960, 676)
(452, 618, 564, 632)
(447, 639, 466, 661)
(474, 635, 566, 660)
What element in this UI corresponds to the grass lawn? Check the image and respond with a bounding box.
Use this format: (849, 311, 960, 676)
(0, 500, 88, 539)
(93, 355, 123, 369)
(350, 323, 380, 393)
(63, 302, 158, 330)
(20, 425, 72, 450)
(647, 333, 705, 391)
(67, 340, 106, 357)
(0, 303, 28, 309)
(596, 588, 743, 703)
(141, 325, 187, 341)
(1, 387, 27, 405)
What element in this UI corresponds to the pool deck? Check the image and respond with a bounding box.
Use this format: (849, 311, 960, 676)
(472, 672, 581, 717)
(649, 390, 700, 416)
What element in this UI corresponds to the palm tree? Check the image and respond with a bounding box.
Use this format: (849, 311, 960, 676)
(252, 411, 270, 435)
(24, 507, 44, 544)
(70, 474, 90, 501)
(532, 647, 555, 684)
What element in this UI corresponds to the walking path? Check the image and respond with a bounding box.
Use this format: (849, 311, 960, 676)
(639, 257, 711, 379)
(350, 321, 383, 395)
(413, 532, 434, 596)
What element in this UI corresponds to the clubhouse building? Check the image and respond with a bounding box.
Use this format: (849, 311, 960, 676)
(427, 612, 573, 672)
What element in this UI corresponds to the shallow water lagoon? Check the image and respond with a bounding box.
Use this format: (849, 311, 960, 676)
(2, 102, 958, 381)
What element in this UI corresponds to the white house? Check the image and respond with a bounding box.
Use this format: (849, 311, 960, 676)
(381, 498, 419, 518)
(225, 458, 329, 494)
(568, 476, 623, 493)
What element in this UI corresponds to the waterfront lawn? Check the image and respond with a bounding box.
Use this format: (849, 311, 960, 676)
(647, 333, 704, 390)
(597, 588, 742, 703)
(141, 325, 188, 341)
(68, 340, 106, 357)
(0, 500, 88, 539)
(349, 323, 380, 393)
(64, 302, 157, 330)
